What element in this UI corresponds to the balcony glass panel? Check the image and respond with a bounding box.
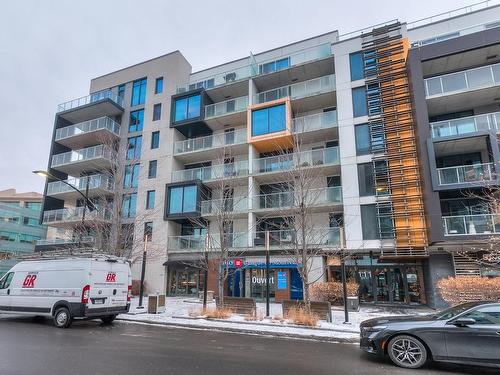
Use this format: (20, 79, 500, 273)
(205, 96, 248, 119)
(467, 66, 493, 88)
(174, 129, 247, 155)
(293, 111, 337, 133)
(55, 117, 120, 141)
(443, 214, 500, 235)
(430, 112, 500, 138)
(201, 197, 248, 215)
(51, 145, 113, 167)
(57, 90, 123, 112)
(437, 163, 494, 185)
(254, 228, 340, 247)
(441, 72, 467, 93)
(254, 147, 339, 174)
(42, 207, 111, 224)
(255, 186, 341, 210)
(47, 175, 114, 195)
(172, 161, 249, 183)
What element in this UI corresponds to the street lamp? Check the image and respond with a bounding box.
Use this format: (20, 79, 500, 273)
(33, 170, 97, 243)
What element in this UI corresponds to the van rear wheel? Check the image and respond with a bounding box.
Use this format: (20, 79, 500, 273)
(101, 315, 117, 324)
(54, 307, 73, 328)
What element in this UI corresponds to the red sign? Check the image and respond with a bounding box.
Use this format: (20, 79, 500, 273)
(106, 272, 116, 282)
(234, 259, 244, 269)
(22, 274, 37, 288)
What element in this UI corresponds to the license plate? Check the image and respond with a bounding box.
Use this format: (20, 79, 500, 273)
(93, 299, 104, 305)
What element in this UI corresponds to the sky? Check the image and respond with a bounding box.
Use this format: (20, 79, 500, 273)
(0, 0, 479, 193)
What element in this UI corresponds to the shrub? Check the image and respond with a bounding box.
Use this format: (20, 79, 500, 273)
(287, 307, 319, 327)
(309, 281, 359, 304)
(437, 276, 500, 305)
(203, 307, 233, 319)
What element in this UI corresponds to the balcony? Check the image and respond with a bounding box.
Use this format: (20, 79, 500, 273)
(57, 90, 124, 123)
(430, 111, 500, 139)
(201, 197, 248, 217)
(254, 228, 341, 248)
(171, 161, 249, 184)
(55, 117, 120, 149)
(293, 111, 337, 134)
(174, 129, 247, 160)
(51, 145, 115, 175)
(46, 175, 114, 200)
(253, 186, 342, 212)
(167, 232, 248, 253)
(42, 207, 112, 228)
(253, 74, 335, 105)
(35, 236, 95, 251)
(253, 147, 340, 180)
(437, 163, 494, 186)
(204, 96, 249, 130)
(443, 214, 500, 236)
(177, 66, 254, 94)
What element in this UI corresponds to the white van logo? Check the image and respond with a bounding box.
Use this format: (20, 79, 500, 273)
(106, 272, 116, 282)
(22, 274, 37, 288)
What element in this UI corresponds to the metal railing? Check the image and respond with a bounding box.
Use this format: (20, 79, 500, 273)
(57, 90, 123, 112)
(437, 163, 494, 185)
(443, 213, 500, 235)
(205, 96, 248, 119)
(253, 147, 339, 174)
(36, 236, 95, 246)
(254, 74, 335, 104)
(293, 111, 337, 133)
(201, 197, 248, 215)
(55, 117, 120, 141)
(425, 62, 500, 97)
(167, 232, 248, 252)
(51, 145, 115, 168)
(254, 186, 342, 210)
(254, 228, 341, 247)
(42, 207, 112, 224)
(46, 175, 114, 196)
(174, 129, 247, 155)
(171, 161, 249, 183)
(177, 66, 254, 93)
(430, 111, 500, 138)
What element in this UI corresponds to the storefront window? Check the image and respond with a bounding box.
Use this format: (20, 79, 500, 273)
(250, 269, 276, 300)
(168, 269, 204, 296)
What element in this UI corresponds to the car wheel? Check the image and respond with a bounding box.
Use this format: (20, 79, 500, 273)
(387, 335, 427, 369)
(100, 315, 117, 324)
(53, 307, 73, 329)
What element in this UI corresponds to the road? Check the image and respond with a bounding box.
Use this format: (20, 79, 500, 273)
(0, 315, 498, 375)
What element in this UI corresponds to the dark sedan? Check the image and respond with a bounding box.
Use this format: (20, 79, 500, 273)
(360, 301, 500, 369)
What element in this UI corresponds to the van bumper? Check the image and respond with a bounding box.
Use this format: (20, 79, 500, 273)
(84, 304, 130, 317)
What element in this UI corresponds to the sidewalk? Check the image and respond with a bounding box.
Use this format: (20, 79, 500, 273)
(118, 297, 432, 342)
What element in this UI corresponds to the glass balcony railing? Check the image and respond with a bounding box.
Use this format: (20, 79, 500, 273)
(254, 228, 341, 247)
(437, 163, 494, 185)
(167, 232, 248, 252)
(55, 117, 120, 141)
(172, 161, 249, 183)
(254, 186, 342, 210)
(205, 96, 248, 119)
(425, 62, 500, 97)
(293, 111, 337, 134)
(42, 207, 112, 224)
(430, 111, 500, 138)
(254, 147, 339, 174)
(443, 213, 500, 235)
(253, 74, 335, 104)
(174, 129, 247, 155)
(176, 43, 333, 93)
(57, 90, 124, 112)
(36, 236, 95, 246)
(201, 197, 248, 215)
(46, 175, 114, 196)
(51, 145, 115, 168)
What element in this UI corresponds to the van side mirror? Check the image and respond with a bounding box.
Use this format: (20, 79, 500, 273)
(453, 317, 476, 327)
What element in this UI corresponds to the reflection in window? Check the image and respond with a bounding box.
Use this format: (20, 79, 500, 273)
(251, 104, 286, 136)
(127, 136, 142, 160)
(349, 52, 364, 81)
(174, 94, 201, 122)
(352, 86, 368, 117)
(168, 185, 199, 214)
(129, 109, 144, 132)
(131, 78, 147, 106)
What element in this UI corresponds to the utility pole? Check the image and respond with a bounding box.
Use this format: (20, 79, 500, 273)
(340, 228, 349, 323)
(265, 230, 270, 317)
(203, 235, 209, 310)
(138, 234, 149, 309)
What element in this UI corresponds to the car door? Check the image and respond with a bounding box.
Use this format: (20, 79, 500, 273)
(444, 305, 500, 364)
(0, 272, 15, 311)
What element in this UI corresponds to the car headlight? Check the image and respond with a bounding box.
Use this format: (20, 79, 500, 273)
(362, 325, 387, 333)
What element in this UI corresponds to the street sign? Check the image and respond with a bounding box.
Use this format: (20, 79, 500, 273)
(234, 258, 244, 268)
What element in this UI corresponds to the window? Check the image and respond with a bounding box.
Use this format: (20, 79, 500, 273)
(127, 136, 142, 160)
(19, 234, 41, 244)
(350, 52, 364, 81)
(259, 57, 290, 74)
(352, 87, 368, 117)
(118, 84, 125, 99)
(129, 109, 144, 132)
(153, 103, 162, 121)
(155, 77, 163, 94)
(151, 131, 160, 149)
(174, 94, 201, 122)
(148, 160, 157, 178)
(122, 193, 137, 218)
(124, 164, 140, 188)
(25, 202, 41, 211)
(361, 205, 378, 240)
(146, 190, 155, 210)
(0, 272, 14, 289)
(131, 78, 147, 106)
(168, 185, 198, 214)
(144, 222, 153, 241)
(355, 124, 371, 155)
(23, 217, 41, 227)
(461, 306, 500, 325)
(251, 103, 286, 136)
(358, 163, 375, 196)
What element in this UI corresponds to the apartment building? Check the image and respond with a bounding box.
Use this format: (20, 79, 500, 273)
(39, 2, 500, 308)
(0, 189, 47, 276)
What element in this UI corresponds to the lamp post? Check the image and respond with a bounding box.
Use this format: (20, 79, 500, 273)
(138, 234, 149, 309)
(33, 170, 97, 244)
(265, 230, 270, 318)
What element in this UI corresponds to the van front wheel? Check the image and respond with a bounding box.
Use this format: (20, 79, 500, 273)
(54, 307, 73, 328)
(101, 315, 117, 324)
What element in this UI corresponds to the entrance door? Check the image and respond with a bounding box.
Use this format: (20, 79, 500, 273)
(250, 269, 275, 300)
(373, 268, 406, 303)
(290, 269, 303, 300)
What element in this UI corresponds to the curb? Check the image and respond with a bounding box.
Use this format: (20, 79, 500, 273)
(116, 317, 359, 343)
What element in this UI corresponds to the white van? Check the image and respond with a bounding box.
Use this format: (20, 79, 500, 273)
(0, 257, 131, 328)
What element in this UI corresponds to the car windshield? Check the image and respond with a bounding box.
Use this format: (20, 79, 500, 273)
(433, 302, 484, 320)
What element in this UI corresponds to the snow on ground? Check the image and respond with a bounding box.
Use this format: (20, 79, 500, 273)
(120, 297, 433, 341)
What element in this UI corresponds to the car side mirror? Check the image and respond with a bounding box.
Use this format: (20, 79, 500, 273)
(452, 317, 476, 327)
